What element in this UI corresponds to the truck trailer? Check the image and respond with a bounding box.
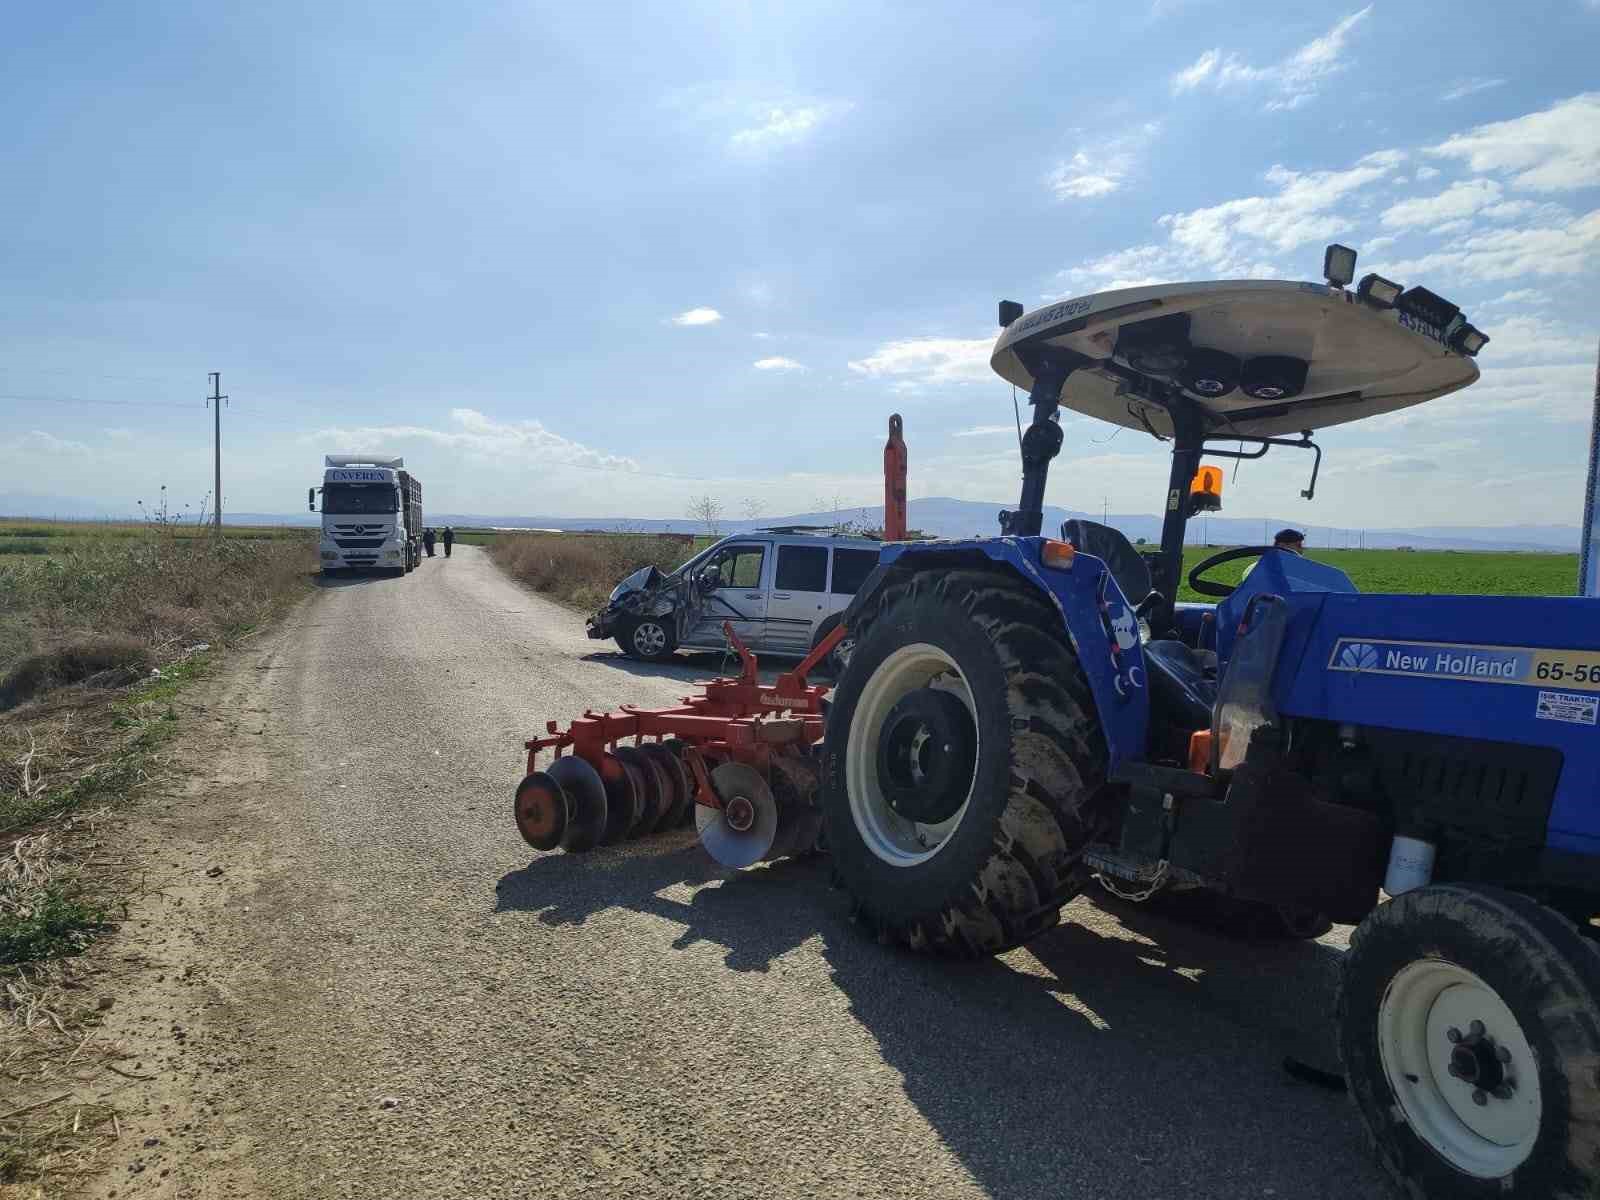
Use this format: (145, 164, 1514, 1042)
(309, 455, 422, 576)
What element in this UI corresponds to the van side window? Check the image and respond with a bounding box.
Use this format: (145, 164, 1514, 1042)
(830, 548, 878, 595)
(776, 545, 828, 591)
(710, 545, 765, 589)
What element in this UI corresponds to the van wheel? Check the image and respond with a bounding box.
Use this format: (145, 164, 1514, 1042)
(619, 617, 675, 661)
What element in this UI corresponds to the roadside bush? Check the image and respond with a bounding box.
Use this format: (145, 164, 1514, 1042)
(490, 532, 691, 611)
(0, 882, 109, 965)
(0, 638, 151, 712)
(0, 526, 315, 707)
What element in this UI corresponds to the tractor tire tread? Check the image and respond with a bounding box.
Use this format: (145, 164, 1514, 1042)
(1337, 883, 1600, 1200)
(827, 568, 1109, 958)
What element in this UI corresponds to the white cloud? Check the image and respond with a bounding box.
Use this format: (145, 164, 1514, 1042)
(752, 331, 772, 340)
(1057, 149, 1403, 292)
(1415, 166, 1441, 181)
(1481, 314, 1595, 361)
(1381, 179, 1504, 229)
(670, 307, 723, 327)
(1048, 124, 1161, 201)
(1169, 6, 1371, 108)
(1171, 49, 1223, 92)
(847, 336, 993, 388)
(16, 430, 91, 456)
(1487, 288, 1545, 306)
(753, 356, 804, 371)
(103, 427, 135, 441)
(1468, 362, 1598, 422)
(1049, 154, 1122, 199)
(730, 102, 850, 150)
(1441, 77, 1506, 102)
(1428, 93, 1600, 191)
(1380, 209, 1600, 281)
(952, 424, 1018, 437)
(310, 408, 637, 471)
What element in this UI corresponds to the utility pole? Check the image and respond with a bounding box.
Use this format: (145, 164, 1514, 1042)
(208, 372, 228, 532)
(1581, 336, 1599, 597)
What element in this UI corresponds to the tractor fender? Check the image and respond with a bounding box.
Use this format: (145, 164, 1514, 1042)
(842, 538, 1149, 768)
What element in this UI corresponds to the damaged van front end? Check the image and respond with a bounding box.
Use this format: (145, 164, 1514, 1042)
(587, 565, 693, 661)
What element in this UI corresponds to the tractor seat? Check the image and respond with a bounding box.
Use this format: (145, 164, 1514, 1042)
(1061, 519, 1152, 605)
(1059, 519, 1217, 728)
(1141, 640, 1218, 729)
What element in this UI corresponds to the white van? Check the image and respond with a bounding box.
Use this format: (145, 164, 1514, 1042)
(586, 530, 882, 669)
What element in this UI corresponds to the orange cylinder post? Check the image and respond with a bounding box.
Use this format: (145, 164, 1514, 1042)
(883, 413, 908, 541)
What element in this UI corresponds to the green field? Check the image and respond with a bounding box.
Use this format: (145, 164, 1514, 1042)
(1175, 546, 1578, 601)
(0, 518, 305, 559)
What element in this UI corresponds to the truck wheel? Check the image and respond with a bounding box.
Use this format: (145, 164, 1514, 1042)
(1338, 884, 1600, 1199)
(618, 617, 675, 662)
(821, 569, 1109, 956)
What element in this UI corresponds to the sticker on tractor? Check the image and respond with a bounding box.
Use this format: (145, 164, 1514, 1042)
(1536, 690, 1599, 726)
(1328, 637, 1600, 692)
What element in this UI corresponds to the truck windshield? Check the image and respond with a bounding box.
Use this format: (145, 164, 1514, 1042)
(323, 482, 397, 514)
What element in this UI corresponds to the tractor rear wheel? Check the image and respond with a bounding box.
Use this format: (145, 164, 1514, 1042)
(1338, 884, 1600, 1199)
(820, 569, 1109, 956)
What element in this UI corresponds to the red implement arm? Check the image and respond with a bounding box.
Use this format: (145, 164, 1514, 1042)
(883, 413, 907, 542)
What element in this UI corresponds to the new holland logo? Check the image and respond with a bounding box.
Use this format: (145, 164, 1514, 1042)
(1338, 642, 1379, 670)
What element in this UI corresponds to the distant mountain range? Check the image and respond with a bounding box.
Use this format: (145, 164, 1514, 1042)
(1, 491, 1581, 553)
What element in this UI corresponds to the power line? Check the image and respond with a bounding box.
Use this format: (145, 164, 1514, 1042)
(0, 391, 192, 410)
(2, 387, 794, 487)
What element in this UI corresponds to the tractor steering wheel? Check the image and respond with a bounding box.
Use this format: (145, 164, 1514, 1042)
(1187, 545, 1281, 598)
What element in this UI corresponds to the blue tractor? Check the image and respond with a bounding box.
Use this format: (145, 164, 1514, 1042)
(820, 247, 1600, 1200)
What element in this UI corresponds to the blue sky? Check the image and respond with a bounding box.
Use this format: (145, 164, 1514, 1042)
(3, 1, 1598, 527)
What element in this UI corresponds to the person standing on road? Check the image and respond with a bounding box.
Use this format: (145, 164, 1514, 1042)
(423, 527, 436, 557)
(442, 526, 455, 558)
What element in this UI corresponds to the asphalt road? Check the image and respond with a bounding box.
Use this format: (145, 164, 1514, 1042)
(118, 545, 1392, 1199)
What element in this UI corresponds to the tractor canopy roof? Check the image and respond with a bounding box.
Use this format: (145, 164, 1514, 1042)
(990, 279, 1481, 439)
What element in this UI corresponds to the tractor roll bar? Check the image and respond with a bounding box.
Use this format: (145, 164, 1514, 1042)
(1001, 348, 1090, 537)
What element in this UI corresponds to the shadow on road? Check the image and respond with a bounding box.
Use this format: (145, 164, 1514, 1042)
(493, 840, 1369, 1197)
(578, 648, 842, 688)
(312, 569, 405, 589)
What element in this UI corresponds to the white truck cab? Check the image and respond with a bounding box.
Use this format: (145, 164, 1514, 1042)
(310, 455, 422, 576)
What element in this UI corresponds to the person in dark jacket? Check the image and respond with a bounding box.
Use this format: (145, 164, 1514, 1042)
(442, 526, 455, 557)
(422, 528, 436, 557)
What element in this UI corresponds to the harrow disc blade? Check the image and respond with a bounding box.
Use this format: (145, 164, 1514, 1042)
(596, 752, 640, 845)
(697, 762, 778, 869)
(612, 747, 666, 838)
(639, 743, 689, 827)
(638, 756, 675, 835)
(546, 756, 608, 852)
(663, 739, 698, 827)
(513, 771, 569, 851)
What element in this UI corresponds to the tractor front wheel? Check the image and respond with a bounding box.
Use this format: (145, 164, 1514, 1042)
(821, 569, 1109, 956)
(1338, 884, 1600, 1199)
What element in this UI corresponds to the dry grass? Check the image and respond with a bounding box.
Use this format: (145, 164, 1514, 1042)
(0, 518, 315, 1187)
(0, 701, 167, 1189)
(489, 532, 696, 612)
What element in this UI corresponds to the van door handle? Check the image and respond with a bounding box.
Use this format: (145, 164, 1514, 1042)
(746, 592, 765, 600)
(771, 592, 791, 599)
